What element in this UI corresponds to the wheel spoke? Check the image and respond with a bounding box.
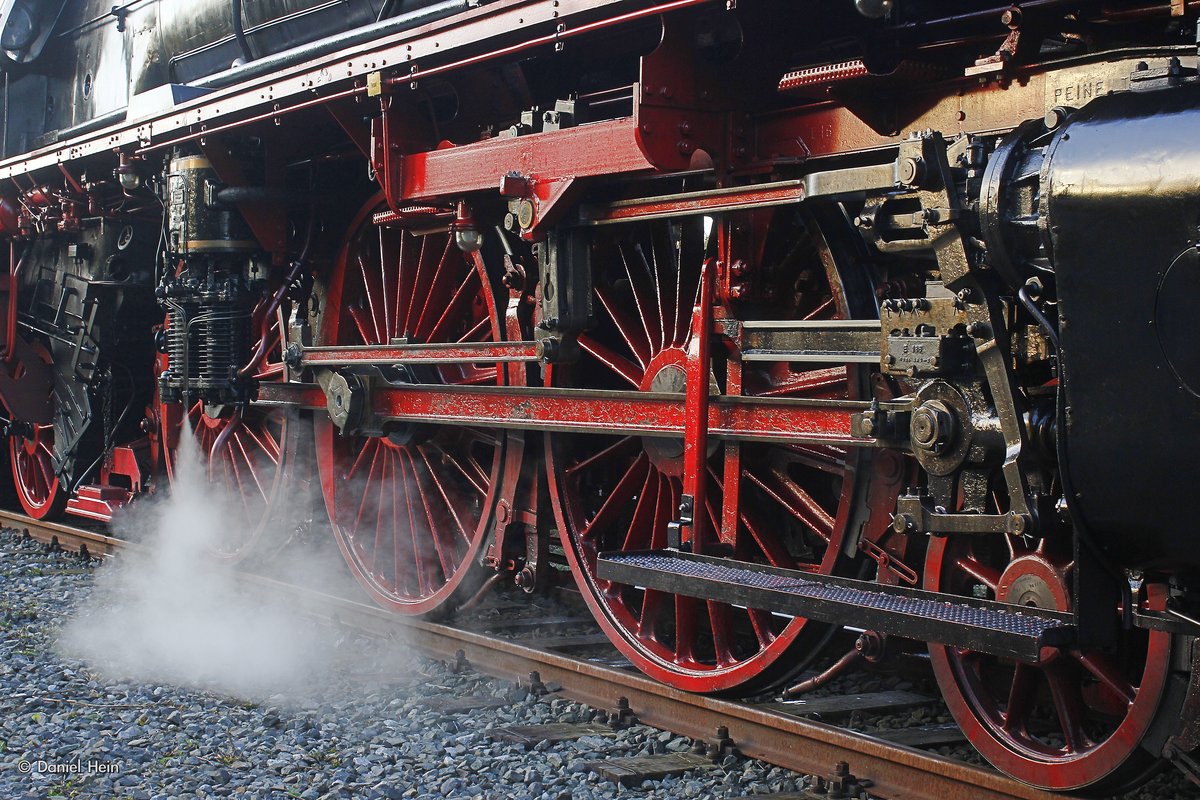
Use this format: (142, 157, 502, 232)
(743, 466, 834, 543)
(738, 505, 798, 569)
(578, 333, 644, 388)
(802, 296, 836, 320)
(416, 446, 474, 547)
(240, 418, 281, 464)
(356, 254, 385, 343)
(457, 315, 491, 344)
(579, 454, 649, 543)
(378, 228, 396, 341)
(954, 556, 1001, 593)
(638, 588, 667, 641)
(564, 436, 639, 478)
(1071, 650, 1137, 706)
(1002, 662, 1037, 734)
(594, 284, 652, 369)
(747, 608, 778, 650)
(423, 268, 480, 343)
(754, 366, 847, 398)
(707, 601, 737, 667)
(348, 304, 377, 346)
(620, 242, 663, 355)
(429, 440, 487, 497)
(674, 594, 700, 664)
(352, 441, 384, 536)
(231, 430, 269, 503)
(647, 232, 672, 349)
(412, 239, 456, 341)
(780, 443, 847, 475)
(345, 439, 376, 482)
(619, 468, 661, 552)
(1045, 663, 1090, 753)
(397, 455, 431, 598)
(406, 450, 457, 582)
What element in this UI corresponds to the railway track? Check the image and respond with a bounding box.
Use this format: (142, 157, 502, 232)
(1, 509, 1060, 800)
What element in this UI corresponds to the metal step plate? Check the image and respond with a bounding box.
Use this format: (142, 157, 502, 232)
(597, 550, 1074, 661)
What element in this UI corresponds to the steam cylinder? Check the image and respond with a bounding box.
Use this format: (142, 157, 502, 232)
(1039, 84, 1200, 570)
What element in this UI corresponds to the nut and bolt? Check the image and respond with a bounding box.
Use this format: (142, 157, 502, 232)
(966, 321, 991, 338)
(898, 156, 925, 186)
(911, 400, 955, 451)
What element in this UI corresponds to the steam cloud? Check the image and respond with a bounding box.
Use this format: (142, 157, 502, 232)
(60, 420, 352, 699)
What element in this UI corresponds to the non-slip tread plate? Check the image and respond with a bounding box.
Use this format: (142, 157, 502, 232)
(605, 552, 1068, 638)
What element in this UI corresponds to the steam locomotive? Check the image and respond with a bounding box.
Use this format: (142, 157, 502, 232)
(1, 0, 1198, 792)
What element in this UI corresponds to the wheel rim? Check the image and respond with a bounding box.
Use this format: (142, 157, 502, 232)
(12, 421, 65, 519)
(926, 534, 1173, 791)
(547, 212, 869, 693)
(160, 304, 300, 564)
(10, 341, 65, 520)
(315, 196, 504, 615)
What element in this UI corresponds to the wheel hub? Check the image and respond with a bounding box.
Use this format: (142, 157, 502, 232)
(639, 350, 719, 476)
(996, 554, 1070, 662)
(643, 359, 691, 472)
(996, 554, 1070, 611)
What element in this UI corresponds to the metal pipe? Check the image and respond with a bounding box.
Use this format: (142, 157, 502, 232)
(231, 0, 255, 63)
(4, 240, 19, 365)
(238, 204, 316, 378)
(40, 109, 125, 147)
(456, 572, 505, 613)
(208, 408, 242, 473)
(782, 647, 862, 697)
(190, 0, 470, 91)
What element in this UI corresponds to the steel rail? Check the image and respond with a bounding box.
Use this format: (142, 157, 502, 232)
(0, 508, 127, 558)
(2, 509, 1055, 800)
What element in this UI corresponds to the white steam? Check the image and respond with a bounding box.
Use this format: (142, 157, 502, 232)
(60, 420, 347, 699)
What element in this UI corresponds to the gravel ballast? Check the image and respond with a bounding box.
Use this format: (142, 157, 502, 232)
(0, 530, 812, 800)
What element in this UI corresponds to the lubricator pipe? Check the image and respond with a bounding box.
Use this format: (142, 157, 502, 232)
(231, 0, 254, 64)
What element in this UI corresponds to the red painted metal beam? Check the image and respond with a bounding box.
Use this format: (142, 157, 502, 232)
(370, 385, 873, 444)
(300, 341, 539, 366)
(579, 181, 808, 225)
(400, 117, 658, 201)
(254, 381, 876, 445)
(681, 257, 716, 544)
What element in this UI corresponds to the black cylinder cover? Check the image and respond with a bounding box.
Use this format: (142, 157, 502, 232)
(1045, 84, 1200, 570)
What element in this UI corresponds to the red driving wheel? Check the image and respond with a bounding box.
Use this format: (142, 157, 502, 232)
(11, 420, 66, 519)
(547, 211, 877, 693)
(926, 534, 1175, 792)
(315, 196, 505, 615)
(10, 342, 66, 520)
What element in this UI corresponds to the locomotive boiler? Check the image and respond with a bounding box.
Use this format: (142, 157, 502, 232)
(0, 0, 1198, 792)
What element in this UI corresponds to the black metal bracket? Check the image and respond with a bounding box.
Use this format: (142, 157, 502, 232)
(892, 491, 1032, 537)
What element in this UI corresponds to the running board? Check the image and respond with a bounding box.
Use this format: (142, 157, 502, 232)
(596, 550, 1074, 662)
